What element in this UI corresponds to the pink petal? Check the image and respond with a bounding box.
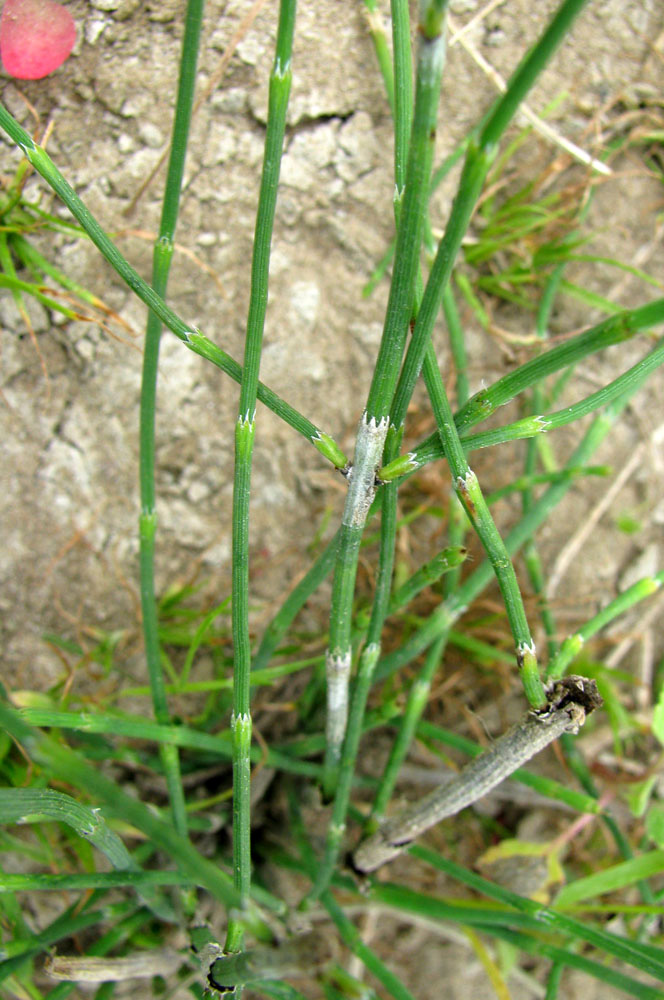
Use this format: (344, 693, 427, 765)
(1, 0, 76, 80)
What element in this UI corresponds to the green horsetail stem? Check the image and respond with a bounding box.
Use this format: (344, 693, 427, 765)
(520, 265, 567, 662)
(455, 298, 664, 432)
(365, 0, 448, 422)
(0, 104, 347, 469)
(389, 546, 467, 610)
(370, 288, 471, 826)
(226, 0, 296, 962)
(422, 348, 547, 707)
(376, 0, 596, 708)
(390, 0, 414, 200)
(546, 570, 664, 681)
(138, 0, 204, 840)
(322, 0, 449, 800)
(378, 305, 664, 481)
(392, 0, 593, 437)
(362, 0, 396, 114)
(315, 0, 419, 864)
(375, 377, 652, 682)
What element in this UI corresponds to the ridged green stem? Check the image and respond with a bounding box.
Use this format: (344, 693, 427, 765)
(521, 266, 566, 660)
(422, 350, 546, 705)
(139, 0, 204, 840)
(364, 1, 448, 420)
(322, 0, 448, 798)
(308, 494, 397, 898)
(391, 0, 591, 440)
(370, 285, 471, 824)
(0, 103, 347, 469)
(390, 0, 413, 200)
(547, 571, 664, 681)
(362, 1, 395, 113)
(376, 380, 651, 682)
(454, 298, 664, 432)
(316, 0, 417, 866)
(379, 310, 664, 481)
(225, 0, 295, 961)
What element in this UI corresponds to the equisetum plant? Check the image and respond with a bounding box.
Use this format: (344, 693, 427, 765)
(1, 0, 664, 998)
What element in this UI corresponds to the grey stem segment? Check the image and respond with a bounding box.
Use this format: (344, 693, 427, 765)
(323, 411, 389, 789)
(342, 412, 390, 529)
(352, 676, 601, 873)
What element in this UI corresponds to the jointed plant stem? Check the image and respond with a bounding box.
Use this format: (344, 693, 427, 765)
(138, 0, 204, 839)
(363, 1, 395, 114)
(390, 0, 413, 201)
(225, 0, 295, 959)
(422, 349, 546, 706)
(322, 0, 448, 799)
(0, 103, 348, 470)
(370, 290, 470, 825)
(378, 299, 664, 480)
(365, 0, 448, 421)
(322, 412, 389, 797)
(547, 570, 664, 681)
(389, 0, 595, 433)
(375, 378, 652, 683)
(520, 266, 566, 661)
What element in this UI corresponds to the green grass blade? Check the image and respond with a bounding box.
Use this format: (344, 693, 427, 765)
(410, 846, 664, 982)
(0, 789, 133, 870)
(0, 700, 245, 912)
(320, 890, 416, 1000)
(556, 851, 664, 908)
(0, 871, 193, 892)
